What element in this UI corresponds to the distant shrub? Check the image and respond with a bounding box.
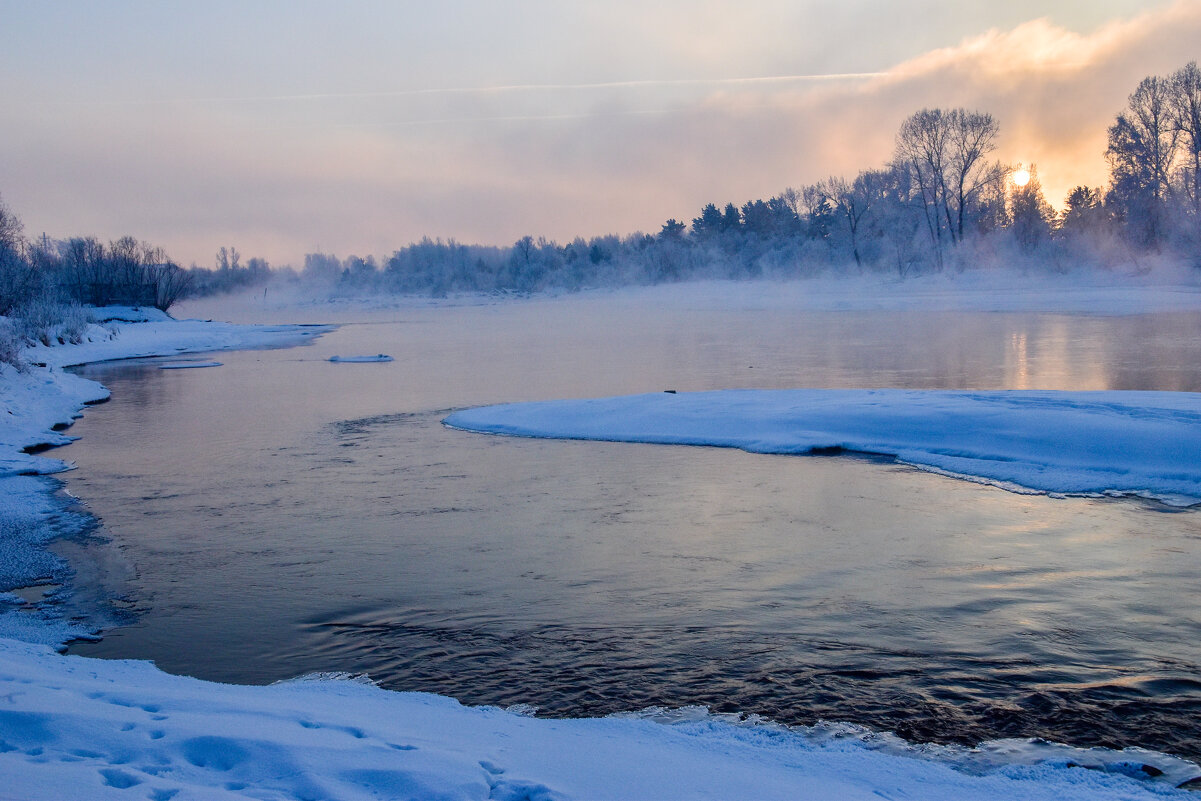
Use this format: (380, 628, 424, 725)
(0, 318, 25, 371)
(13, 298, 92, 347)
(58, 303, 91, 344)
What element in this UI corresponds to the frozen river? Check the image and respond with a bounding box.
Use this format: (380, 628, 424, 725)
(62, 290, 1201, 760)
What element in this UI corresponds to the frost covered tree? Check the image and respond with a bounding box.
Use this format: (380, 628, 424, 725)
(690, 204, 725, 239)
(0, 194, 34, 313)
(1106, 75, 1179, 248)
(1060, 186, 1107, 235)
(817, 170, 890, 268)
(894, 108, 1006, 267)
(0, 193, 22, 253)
(1007, 166, 1054, 253)
(1171, 62, 1201, 214)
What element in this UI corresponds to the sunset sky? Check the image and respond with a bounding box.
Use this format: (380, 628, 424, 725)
(3, 1, 1200, 267)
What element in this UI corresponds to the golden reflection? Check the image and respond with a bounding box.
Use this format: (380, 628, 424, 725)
(1008, 331, 1029, 389)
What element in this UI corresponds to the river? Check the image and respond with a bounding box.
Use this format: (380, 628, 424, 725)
(61, 289, 1201, 760)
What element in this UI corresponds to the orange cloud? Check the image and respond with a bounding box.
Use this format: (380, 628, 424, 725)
(856, 0, 1201, 206)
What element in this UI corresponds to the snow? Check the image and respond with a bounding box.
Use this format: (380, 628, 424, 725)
(0, 366, 110, 478)
(328, 354, 394, 363)
(0, 637, 1196, 800)
(444, 389, 1201, 505)
(88, 305, 175, 324)
(28, 316, 329, 370)
(1, 301, 1199, 799)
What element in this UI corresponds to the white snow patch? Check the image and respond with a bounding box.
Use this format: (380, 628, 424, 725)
(28, 317, 329, 369)
(87, 305, 174, 324)
(0, 637, 1195, 801)
(445, 389, 1201, 505)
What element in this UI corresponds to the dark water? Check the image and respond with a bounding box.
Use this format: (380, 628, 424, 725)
(61, 295, 1201, 761)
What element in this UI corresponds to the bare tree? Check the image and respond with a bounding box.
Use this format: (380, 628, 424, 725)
(873, 163, 926, 276)
(818, 170, 890, 269)
(1107, 75, 1179, 247)
(151, 262, 192, 311)
(894, 108, 1005, 266)
(0, 193, 23, 252)
(1170, 62, 1201, 214)
(0, 194, 37, 314)
(216, 246, 242, 272)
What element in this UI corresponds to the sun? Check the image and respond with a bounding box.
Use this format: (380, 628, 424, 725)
(1012, 167, 1031, 187)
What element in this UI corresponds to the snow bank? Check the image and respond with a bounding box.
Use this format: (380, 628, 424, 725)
(0, 366, 110, 478)
(445, 389, 1201, 505)
(88, 305, 174, 324)
(0, 637, 1194, 800)
(28, 317, 329, 369)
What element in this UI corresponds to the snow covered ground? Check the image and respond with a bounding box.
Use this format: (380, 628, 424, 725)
(1, 298, 1199, 799)
(28, 307, 331, 370)
(3, 636, 1198, 801)
(444, 388, 1201, 506)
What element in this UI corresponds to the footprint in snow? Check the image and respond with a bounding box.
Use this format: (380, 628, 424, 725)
(98, 768, 142, 789)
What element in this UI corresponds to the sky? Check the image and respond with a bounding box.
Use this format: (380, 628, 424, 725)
(2, 0, 1199, 268)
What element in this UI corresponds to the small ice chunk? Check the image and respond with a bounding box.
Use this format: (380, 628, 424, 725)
(328, 354, 394, 363)
(159, 361, 223, 369)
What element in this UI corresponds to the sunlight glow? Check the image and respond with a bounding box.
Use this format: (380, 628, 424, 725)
(1012, 168, 1031, 187)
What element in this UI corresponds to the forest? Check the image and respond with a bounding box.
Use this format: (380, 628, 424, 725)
(0, 60, 1198, 343)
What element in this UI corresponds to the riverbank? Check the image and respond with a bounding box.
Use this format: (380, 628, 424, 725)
(0, 308, 332, 647)
(0, 300, 1198, 799)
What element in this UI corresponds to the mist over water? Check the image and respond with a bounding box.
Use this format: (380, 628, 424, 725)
(61, 293, 1201, 761)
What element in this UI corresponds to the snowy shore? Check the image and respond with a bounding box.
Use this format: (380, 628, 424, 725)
(1, 299, 1199, 799)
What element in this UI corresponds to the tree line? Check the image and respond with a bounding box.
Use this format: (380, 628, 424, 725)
(1, 60, 1199, 317)
(0, 216, 190, 316)
(258, 60, 1199, 297)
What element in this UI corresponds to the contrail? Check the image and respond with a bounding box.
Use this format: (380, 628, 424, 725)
(32, 72, 886, 107)
(333, 106, 684, 130)
(237, 73, 884, 101)
(193, 73, 887, 103)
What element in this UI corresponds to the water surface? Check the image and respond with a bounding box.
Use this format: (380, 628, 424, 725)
(63, 295, 1201, 759)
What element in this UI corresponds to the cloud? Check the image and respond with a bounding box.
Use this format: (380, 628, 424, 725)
(860, 0, 1201, 204)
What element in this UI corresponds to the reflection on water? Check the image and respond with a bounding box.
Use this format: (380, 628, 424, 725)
(62, 298, 1201, 760)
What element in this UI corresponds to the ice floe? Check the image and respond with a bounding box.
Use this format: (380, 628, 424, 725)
(445, 389, 1201, 505)
(0, 637, 1196, 800)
